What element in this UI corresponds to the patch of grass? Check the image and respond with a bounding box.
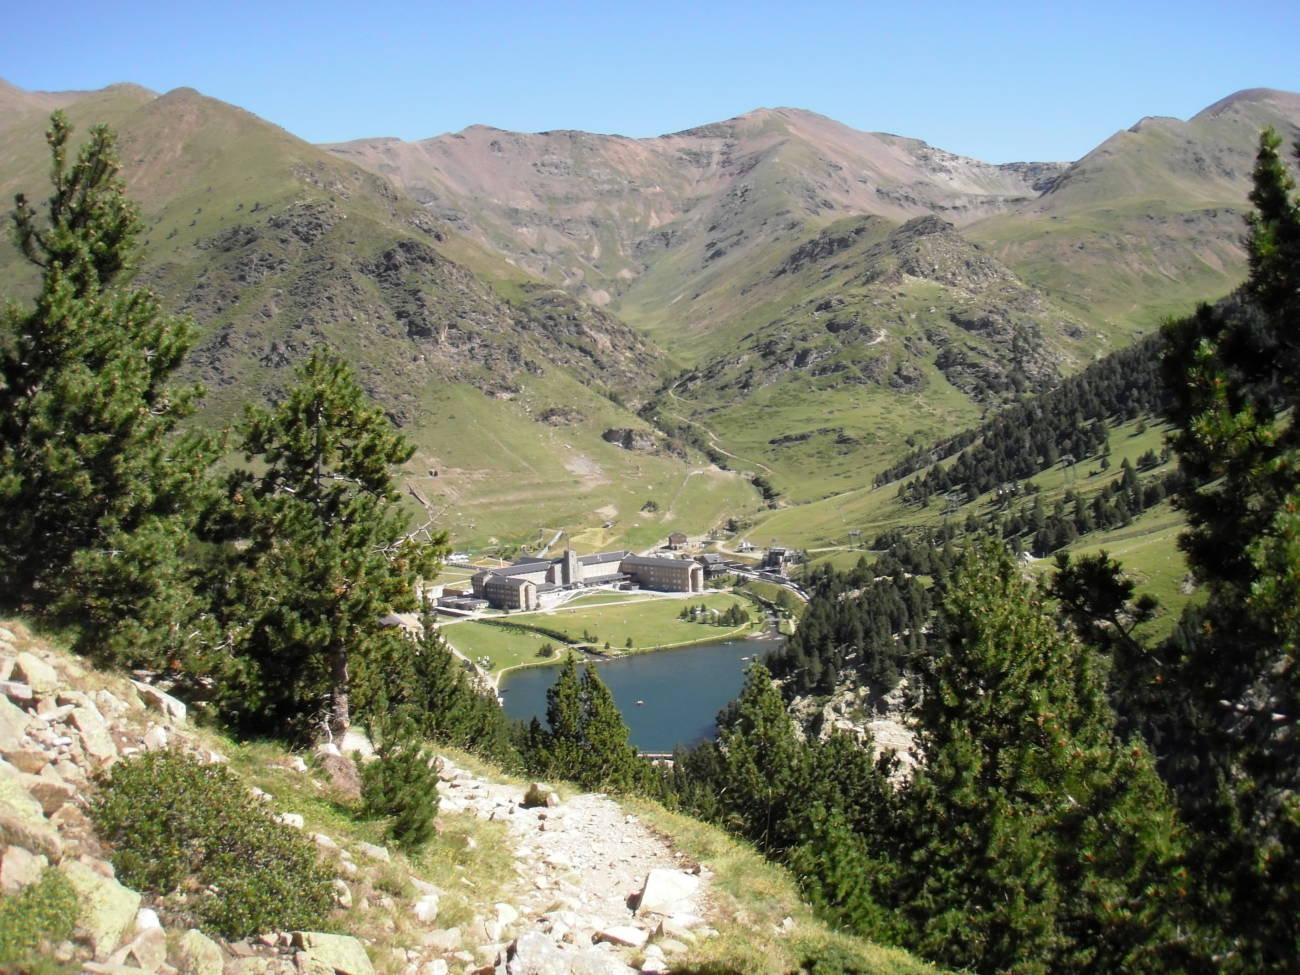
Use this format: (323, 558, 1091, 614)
(622, 797, 941, 975)
(0, 868, 78, 975)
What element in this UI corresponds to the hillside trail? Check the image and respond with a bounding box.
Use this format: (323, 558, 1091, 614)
(435, 755, 715, 972)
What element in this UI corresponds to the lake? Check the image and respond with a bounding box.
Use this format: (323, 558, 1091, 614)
(499, 633, 780, 752)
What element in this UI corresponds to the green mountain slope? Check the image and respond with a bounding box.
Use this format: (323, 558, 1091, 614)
(969, 88, 1300, 339)
(0, 83, 757, 551)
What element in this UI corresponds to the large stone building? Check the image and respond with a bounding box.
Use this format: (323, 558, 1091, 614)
(470, 547, 704, 610)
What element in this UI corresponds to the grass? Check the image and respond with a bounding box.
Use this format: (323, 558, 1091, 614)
(623, 796, 943, 975)
(441, 591, 760, 676)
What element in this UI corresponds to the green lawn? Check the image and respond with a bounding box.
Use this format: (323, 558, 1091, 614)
(440, 591, 760, 676)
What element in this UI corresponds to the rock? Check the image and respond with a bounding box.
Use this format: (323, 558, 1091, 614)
(412, 891, 440, 923)
(288, 756, 309, 773)
(331, 879, 353, 908)
(141, 726, 170, 751)
(276, 812, 305, 829)
(506, 932, 636, 975)
(653, 938, 689, 955)
(0, 695, 31, 749)
(0, 844, 48, 892)
(12, 653, 59, 693)
(355, 841, 390, 863)
(130, 682, 187, 724)
(82, 964, 152, 975)
(635, 868, 700, 917)
(72, 706, 120, 766)
(521, 783, 559, 809)
(0, 680, 34, 704)
(291, 932, 374, 975)
(24, 774, 76, 815)
(652, 917, 698, 943)
(112, 927, 167, 973)
(311, 832, 337, 851)
(0, 759, 47, 821)
(594, 925, 648, 948)
(135, 908, 162, 931)
(171, 930, 224, 975)
(3, 747, 47, 773)
(494, 902, 520, 931)
(61, 859, 141, 956)
(419, 961, 448, 975)
(0, 809, 64, 859)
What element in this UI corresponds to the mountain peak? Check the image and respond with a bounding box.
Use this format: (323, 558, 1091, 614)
(1193, 87, 1300, 121)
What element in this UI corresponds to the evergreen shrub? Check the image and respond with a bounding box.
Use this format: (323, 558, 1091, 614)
(89, 750, 334, 938)
(360, 711, 441, 851)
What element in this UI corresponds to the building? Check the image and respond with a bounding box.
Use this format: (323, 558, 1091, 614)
(469, 547, 703, 609)
(667, 531, 689, 550)
(695, 552, 729, 578)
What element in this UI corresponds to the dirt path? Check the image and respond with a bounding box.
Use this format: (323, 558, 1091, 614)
(436, 757, 713, 972)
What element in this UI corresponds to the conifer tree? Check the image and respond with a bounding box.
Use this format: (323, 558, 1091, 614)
(530, 657, 645, 791)
(1159, 127, 1300, 970)
(206, 349, 440, 741)
(893, 542, 1187, 974)
(0, 112, 214, 661)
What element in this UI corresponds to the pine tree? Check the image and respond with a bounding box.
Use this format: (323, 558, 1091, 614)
(1158, 127, 1300, 970)
(206, 349, 440, 741)
(0, 112, 215, 661)
(360, 707, 440, 852)
(529, 657, 645, 791)
(891, 542, 1187, 974)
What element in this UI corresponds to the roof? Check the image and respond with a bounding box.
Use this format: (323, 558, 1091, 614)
(697, 553, 724, 564)
(493, 562, 550, 577)
(511, 556, 550, 566)
(621, 555, 695, 570)
(668, 531, 688, 540)
(578, 550, 628, 566)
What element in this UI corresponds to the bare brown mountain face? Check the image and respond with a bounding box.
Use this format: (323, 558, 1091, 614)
(325, 108, 1068, 352)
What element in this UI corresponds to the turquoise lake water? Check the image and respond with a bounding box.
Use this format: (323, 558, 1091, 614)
(498, 633, 780, 752)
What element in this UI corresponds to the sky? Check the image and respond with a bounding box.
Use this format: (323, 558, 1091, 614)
(4, 0, 1300, 163)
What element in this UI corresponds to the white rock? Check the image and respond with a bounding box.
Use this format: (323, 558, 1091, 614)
(412, 892, 440, 923)
(356, 841, 390, 862)
(595, 925, 649, 948)
(635, 868, 700, 917)
(129, 681, 187, 724)
(276, 812, 305, 829)
(141, 726, 169, 752)
(288, 756, 309, 773)
(135, 907, 162, 931)
(12, 654, 58, 694)
(494, 902, 519, 929)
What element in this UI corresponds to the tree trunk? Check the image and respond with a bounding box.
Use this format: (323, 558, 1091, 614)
(329, 644, 350, 739)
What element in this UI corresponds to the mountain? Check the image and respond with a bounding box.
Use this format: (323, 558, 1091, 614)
(327, 107, 1069, 363)
(6, 81, 1300, 542)
(0, 83, 757, 552)
(968, 88, 1300, 337)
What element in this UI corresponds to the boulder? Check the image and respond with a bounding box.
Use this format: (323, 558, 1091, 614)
(72, 706, 120, 766)
(291, 932, 374, 975)
(635, 868, 700, 917)
(141, 726, 170, 752)
(170, 930, 225, 975)
(0, 695, 30, 749)
(593, 925, 648, 948)
(129, 682, 187, 724)
(412, 891, 439, 923)
(3, 747, 48, 773)
(12, 653, 59, 693)
(61, 859, 141, 956)
(0, 809, 64, 860)
(0, 680, 34, 704)
(0, 844, 48, 893)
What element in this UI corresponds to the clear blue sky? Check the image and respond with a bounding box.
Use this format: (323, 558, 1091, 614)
(4, 0, 1299, 163)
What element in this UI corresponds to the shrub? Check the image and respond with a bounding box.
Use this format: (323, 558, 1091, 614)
(360, 710, 441, 852)
(0, 868, 78, 972)
(89, 750, 334, 939)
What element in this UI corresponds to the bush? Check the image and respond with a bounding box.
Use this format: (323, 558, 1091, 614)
(0, 868, 78, 972)
(89, 750, 334, 939)
(360, 710, 441, 852)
